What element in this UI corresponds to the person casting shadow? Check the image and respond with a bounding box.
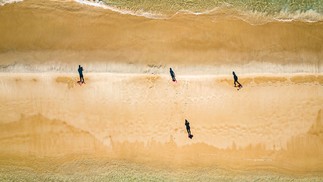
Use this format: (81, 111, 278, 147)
(232, 71, 242, 89)
(78, 65, 85, 84)
(185, 119, 193, 139)
(170, 68, 177, 82)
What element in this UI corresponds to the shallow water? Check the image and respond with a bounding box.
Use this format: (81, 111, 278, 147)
(99, 0, 323, 19)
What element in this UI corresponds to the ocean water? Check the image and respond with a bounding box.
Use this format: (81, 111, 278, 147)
(77, 0, 323, 22)
(100, 0, 322, 14)
(1, 0, 323, 21)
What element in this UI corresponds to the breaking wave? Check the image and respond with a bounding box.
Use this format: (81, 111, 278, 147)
(0, 0, 23, 6)
(75, 0, 323, 23)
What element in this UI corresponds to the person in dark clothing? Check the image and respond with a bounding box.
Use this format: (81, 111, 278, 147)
(170, 68, 176, 82)
(78, 65, 85, 83)
(185, 119, 193, 139)
(232, 71, 242, 89)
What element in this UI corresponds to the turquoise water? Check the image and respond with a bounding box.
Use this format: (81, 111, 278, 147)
(2, 0, 322, 21)
(101, 0, 323, 15)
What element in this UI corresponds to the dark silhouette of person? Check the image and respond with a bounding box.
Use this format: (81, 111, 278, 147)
(78, 65, 84, 83)
(232, 71, 242, 88)
(185, 119, 193, 139)
(170, 68, 176, 82)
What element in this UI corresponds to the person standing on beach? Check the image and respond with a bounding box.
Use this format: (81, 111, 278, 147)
(232, 71, 242, 89)
(185, 119, 193, 139)
(78, 65, 85, 84)
(170, 68, 176, 82)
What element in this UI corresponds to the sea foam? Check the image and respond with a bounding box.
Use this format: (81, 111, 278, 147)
(74, 0, 165, 19)
(74, 0, 323, 24)
(0, 0, 23, 6)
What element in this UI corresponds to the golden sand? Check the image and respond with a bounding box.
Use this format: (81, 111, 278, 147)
(0, 0, 322, 73)
(0, 73, 322, 180)
(0, 0, 323, 180)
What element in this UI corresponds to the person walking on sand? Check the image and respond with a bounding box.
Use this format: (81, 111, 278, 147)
(170, 68, 176, 82)
(232, 71, 242, 89)
(78, 65, 85, 84)
(185, 119, 193, 139)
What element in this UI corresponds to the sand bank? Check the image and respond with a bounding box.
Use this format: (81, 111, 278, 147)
(0, 73, 322, 179)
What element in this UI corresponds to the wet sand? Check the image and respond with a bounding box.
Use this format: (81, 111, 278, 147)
(0, 0, 322, 73)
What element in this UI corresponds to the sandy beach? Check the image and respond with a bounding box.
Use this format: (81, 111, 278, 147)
(0, 0, 323, 181)
(0, 72, 322, 180)
(0, 0, 323, 74)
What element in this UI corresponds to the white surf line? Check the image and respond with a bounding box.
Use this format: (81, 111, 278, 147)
(74, 0, 165, 19)
(0, 0, 23, 6)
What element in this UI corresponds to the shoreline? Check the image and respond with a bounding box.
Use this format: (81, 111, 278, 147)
(1, 0, 323, 25)
(1, 1, 323, 73)
(1, 156, 322, 181)
(75, 0, 323, 24)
